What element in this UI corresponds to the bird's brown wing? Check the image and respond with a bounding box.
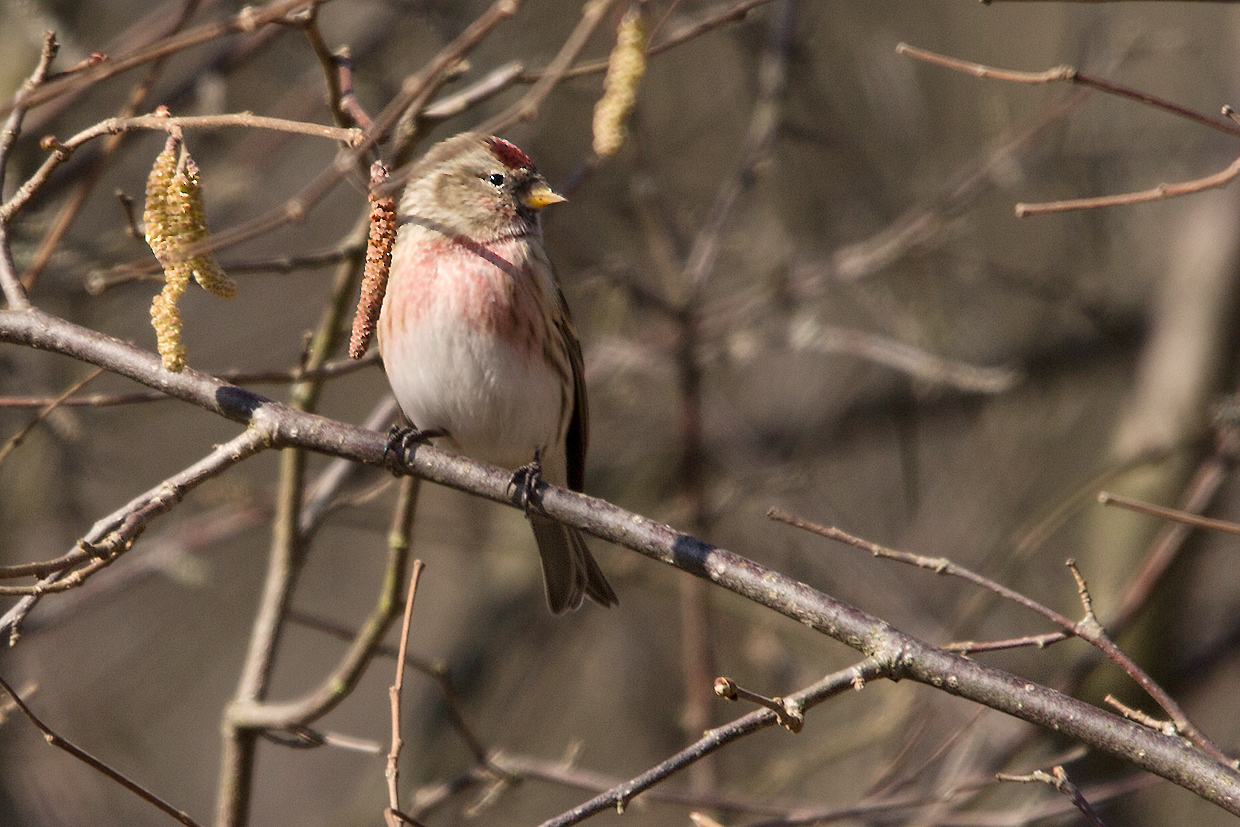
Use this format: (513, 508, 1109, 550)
(556, 286, 588, 493)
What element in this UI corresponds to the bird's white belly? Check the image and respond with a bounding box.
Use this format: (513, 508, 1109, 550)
(381, 303, 563, 471)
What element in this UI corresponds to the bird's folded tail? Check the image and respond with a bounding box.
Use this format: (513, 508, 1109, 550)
(529, 515, 617, 614)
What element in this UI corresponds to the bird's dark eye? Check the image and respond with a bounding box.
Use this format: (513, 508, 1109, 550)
(486, 172, 506, 187)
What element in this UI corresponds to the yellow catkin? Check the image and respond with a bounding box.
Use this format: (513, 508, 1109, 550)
(165, 156, 236, 299)
(150, 274, 189, 373)
(349, 162, 397, 359)
(592, 6, 648, 158)
(144, 134, 179, 259)
(144, 134, 234, 372)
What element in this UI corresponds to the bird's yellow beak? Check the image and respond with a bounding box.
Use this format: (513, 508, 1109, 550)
(521, 183, 567, 210)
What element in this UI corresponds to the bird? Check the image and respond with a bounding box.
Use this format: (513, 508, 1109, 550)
(378, 133, 617, 614)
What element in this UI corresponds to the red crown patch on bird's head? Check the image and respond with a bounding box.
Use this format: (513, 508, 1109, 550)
(485, 137, 534, 170)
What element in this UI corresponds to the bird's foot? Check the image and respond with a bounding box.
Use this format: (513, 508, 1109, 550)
(509, 449, 545, 515)
(383, 425, 444, 475)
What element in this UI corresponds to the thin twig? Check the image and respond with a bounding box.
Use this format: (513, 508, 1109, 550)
(385, 559, 426, 826)
(768, 508, 1232, 763)
(946, 631, 1069, 654)
(1099, 489, 1240, 537)
(0, 351, 379, 409)
(0, 428, 268, 599)
(294, 5, 350, 129)
(335, 49, 375, 131)
(0, 0, 322, 117)
(800, 324, 1022, 394)
(0, 675, 204, 827)
(287, 607, 491, 764)
(897, 42, 1240, 216)
(897, 42, 1240, 140)
(537, 658, 888, 827)
(1, 112, 361, 223)
(897, 43, 1077, 85)
(421, 61, 524, 122)
(0, 31, 58, 310)
(1015, 155, 1240, 216)
(544, 0, 775, 82)
(0, 32, 58, 201)
(713, 677, 803, 732)
(996, 765, 1108, 827)
(86, 242, 363, 293)
(0, 367, 102, 466)
(1105, 694, 1178, 736)
(480, 0, 625, 135)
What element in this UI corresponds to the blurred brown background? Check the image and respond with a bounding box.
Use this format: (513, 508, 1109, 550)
(4, 1, 1240, 825)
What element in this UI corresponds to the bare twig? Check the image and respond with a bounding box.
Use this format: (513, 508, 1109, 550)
(0, 367, 102, 466)
(797, 323, 1021, 394)
(287, 607, 491, 764)
(1, 112, 362, 223)
(547, 0, 775, 82)
(1098, 489, 1240, 537)
(946, 630, 1069, 655)
(292, 5, 350, 129)
(0, 32, 58, 201)
(0, 0, 326, 117)
(1015, 155, 1240, 216)
(0, 351, 379, 409)
(896, 42, 1240, 216)
(0, 675, 204, 827)
(768, 508, 1232, 764)
(0, 31, 58, 310)
(480, 0, 625, 135)
(1067, 558, 1225, 760)
(897, 42, 1240, 140)
(385, 559, 426, 827)
(0, 427, 266, 631)
(334, 49, 376, 132)
(86, 244, 363, 292)
(421, 61, 524, 122)
(713, 677, 803, 733)
(538, 658, 888, 827)
(1110, 421, 1240, 632)
(897, 43, 1078, 85)
(997, 765, 1108, 827)
(1105, 694, 1179, 736)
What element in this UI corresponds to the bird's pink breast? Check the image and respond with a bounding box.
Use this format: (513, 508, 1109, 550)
(380, 235, 544, 358)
